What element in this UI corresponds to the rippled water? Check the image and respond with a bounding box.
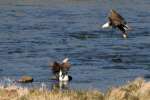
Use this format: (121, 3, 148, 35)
(0, 0, 150, 91)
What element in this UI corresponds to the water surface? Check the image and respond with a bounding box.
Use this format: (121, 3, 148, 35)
(0, 0, 150, 91)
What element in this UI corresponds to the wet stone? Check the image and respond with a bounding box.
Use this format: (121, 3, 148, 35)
(17, 76, 33, 83)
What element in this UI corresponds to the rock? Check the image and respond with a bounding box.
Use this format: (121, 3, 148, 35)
(17, 76, 33, 83)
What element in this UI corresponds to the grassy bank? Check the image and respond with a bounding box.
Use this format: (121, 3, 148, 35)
(0, 78, 150, 100)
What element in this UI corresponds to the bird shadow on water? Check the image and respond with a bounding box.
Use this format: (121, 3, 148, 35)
(69, 30, 100, 40)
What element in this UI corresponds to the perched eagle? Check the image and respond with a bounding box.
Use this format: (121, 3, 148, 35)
(50, 58, 72, 81)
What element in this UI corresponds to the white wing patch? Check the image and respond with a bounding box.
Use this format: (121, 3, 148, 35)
(62, 58, 69, 63)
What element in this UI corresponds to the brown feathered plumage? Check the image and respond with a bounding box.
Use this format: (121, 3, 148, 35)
(50, 58, 71, 74)
(109, 9, 127, 27)
(102, 9, 130, 38)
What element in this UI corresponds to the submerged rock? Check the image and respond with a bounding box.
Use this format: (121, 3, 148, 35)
(17, 76, 33, 83)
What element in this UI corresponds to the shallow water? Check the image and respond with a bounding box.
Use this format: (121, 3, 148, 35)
(0, 0, 150, 91)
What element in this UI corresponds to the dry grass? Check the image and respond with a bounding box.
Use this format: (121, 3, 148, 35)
(105, 78, 150, 100)
(0, 78, 150, 100)
(0, 85, 103, 100)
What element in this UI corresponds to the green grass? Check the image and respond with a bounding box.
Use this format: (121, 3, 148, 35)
(0, 78, 150, 100)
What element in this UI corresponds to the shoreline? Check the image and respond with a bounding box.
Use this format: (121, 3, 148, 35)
(0, 77, 150, 100)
